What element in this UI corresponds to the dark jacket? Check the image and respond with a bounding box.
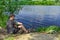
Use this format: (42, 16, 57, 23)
(6, 20, 17, 34)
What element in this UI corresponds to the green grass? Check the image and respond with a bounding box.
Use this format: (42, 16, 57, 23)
(4, 37, 14, 40)
(36, 25, 60, 33)
(4, 34, 15, 40)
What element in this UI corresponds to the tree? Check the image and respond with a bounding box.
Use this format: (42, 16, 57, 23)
(0, 0, 22, 28)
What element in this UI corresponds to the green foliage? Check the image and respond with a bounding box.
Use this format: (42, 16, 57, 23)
(10, 1, 60, 5)
(36, 26, 60, 33)
(17, 1, 56, 5)
(0, 0, 22, 28)
(0, 0, 60, 28)
(0, 15, 8, 28)
(45, 26, 59, 33)
(36, 27, 47, 32)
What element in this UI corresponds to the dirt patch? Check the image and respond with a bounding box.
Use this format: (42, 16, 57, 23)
(14, 33, 60, 40)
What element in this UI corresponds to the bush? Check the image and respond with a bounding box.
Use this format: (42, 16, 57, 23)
(0, 15, 8, 28)
(36, 27, 47, 32)
(45, 26, 59, 33)
(36, 25, 60, 33)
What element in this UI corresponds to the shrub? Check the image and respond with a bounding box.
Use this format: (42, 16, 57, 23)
(36, 25, 60, 33)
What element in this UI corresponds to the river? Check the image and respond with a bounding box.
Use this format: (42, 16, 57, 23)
(15, 6, 60, 29)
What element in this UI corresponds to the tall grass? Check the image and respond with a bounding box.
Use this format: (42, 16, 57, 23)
(36, 25, 60, 33)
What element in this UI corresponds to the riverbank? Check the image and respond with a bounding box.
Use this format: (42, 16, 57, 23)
(0, 26, 60, 40)
(3, 33, 60, 40)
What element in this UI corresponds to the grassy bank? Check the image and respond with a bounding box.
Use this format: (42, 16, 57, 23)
(36, 25, 60, 33)
(2, 25, 60, 40)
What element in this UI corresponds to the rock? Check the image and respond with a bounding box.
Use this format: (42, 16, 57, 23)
(0, 34, 5, 40)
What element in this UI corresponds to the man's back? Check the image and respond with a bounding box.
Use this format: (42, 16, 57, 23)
(6, 20, 16, 33)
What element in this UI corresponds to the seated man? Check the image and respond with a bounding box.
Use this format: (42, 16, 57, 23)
(6, 14, 28, 34)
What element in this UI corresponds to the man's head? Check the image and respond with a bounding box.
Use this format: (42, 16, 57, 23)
(9, 14, 15, 20)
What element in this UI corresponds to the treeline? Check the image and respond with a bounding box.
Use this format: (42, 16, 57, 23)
(18, 1, 58, 5)
(0, 0, 60, 5)
(0, 0, 22, 27)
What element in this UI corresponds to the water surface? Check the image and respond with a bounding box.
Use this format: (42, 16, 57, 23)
(15, 6, 60, 29)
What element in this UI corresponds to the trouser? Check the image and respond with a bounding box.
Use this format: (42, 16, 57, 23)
(7, 27, 20, 34)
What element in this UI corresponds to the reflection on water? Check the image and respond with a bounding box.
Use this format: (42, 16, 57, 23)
(15, 6, 60, 29)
